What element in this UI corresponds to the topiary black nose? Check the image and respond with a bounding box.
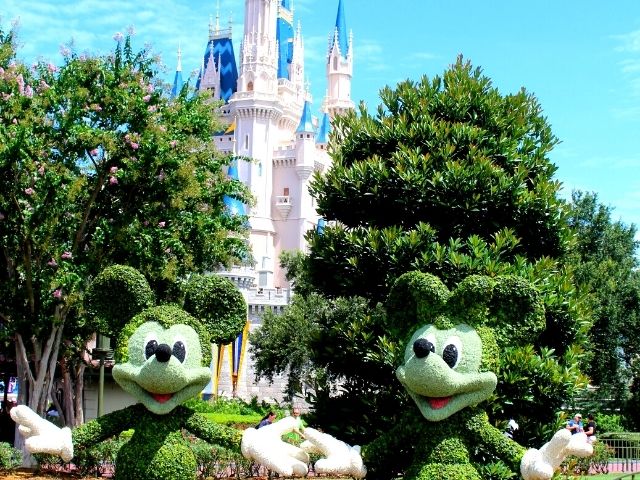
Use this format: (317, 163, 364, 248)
(155, 343, 172, 363)
(413, 338, 435, 358)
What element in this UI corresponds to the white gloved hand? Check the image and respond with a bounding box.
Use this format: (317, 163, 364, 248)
(300, 427, 367, 479)
(521, 429, 593, 480)
(10, 405, 74, 462)
(241, 416, 310, 477)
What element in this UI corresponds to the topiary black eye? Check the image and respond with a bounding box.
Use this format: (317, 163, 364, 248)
(145, 340, 158, 360)
(413, 338, 435, 358)
(172, 341, 186, 363)
(442, 344, 459, 368)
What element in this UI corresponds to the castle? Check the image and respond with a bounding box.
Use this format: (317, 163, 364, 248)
(170, 0, 354, 402)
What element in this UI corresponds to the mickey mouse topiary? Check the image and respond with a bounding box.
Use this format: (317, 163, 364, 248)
(11, 265, 249, 480)
(363, 271, 593, 480)
(12, 265, 364, 479)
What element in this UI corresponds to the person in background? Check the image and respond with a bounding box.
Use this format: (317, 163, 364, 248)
(585, 414, 597, 443)
(257, 411, 276, 429)
(566, 413, 583, 434)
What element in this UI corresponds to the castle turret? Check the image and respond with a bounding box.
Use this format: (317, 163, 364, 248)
(325, 0, 354, 119)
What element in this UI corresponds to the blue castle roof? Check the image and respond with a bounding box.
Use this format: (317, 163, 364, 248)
(223, 163, 246, 217)
(296, 100, 315, 133)
(196, 35, 238, 103)
(171, 70, 183, 98)
(276, 5, 294, 80)
(333, 0, 349, 57)
(316, 112, 331, 144)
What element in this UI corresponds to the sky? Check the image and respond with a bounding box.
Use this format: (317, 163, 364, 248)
(2, 0, 640, 241)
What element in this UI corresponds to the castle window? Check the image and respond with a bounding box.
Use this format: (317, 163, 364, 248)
(333, 56, 338, 70)
(245, 134, 249, 150)
(247, 81, 254, 91)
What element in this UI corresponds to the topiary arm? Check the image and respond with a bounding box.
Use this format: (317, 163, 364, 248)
(183, 409, 242, 453)
(72, 404, 144, 451)
(466, 409, 525, 473)
(361, 414, 416, 479)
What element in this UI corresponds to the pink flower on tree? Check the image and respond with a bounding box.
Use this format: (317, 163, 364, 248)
(47, 63, 57, 74)
(90, 148, 99, 157)
(143, 94, 151, 102)
(38, 166, 45, 175)
(24, 187, 35, 196)
(109, 176, 119, 185)
(24, 85, 33, 98)
(47, 258, 58, 267)
(147, 105, 157, 112)
(0, 212, 5, 220)
(61, 251, 73, 260)
(110, 166, 118, 174)
(130, 142, 139, 150)
(113, 32, 124, 42)
(158, 221, 166, 228)
(53, 289, 62, 299)
(170, 140, 177, 148)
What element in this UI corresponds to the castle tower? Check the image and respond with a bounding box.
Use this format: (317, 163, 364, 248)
(325, 0, 354, 119)
(231, 0, 282, 289)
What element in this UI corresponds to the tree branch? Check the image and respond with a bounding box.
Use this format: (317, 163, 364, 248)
(72, 155, 106, 254)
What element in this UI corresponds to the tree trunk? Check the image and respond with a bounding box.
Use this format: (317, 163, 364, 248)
(14, 318, 65, 466)
(74, 362, 86, 426)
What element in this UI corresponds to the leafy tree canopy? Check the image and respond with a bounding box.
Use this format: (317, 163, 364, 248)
(0, 26, 250, 415)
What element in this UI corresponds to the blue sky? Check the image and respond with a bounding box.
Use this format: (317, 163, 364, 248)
(2, 1, 640, 241)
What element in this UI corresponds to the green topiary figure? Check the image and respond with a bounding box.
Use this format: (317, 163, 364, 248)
(11, 265, 248, 480)
(363, 271, 592, 480)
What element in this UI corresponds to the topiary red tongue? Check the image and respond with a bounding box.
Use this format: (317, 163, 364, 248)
(428, 396, 452, 409)
(152, 393, 173, 403)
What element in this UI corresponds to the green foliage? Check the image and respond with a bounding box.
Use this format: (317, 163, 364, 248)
(250, 292, 329, 400)
(0, 26, 251, 415)
(281, 57, 589, 450)
(566, 191, 640, 409)
(595, 413, 625, 435)
(183, 274, 247, 344)
(0, 442, 21, 471)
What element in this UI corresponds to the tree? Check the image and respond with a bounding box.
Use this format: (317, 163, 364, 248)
(0, 27, 250, 428)
(566, 191, 640, 409)
(255, 58, 590, 447)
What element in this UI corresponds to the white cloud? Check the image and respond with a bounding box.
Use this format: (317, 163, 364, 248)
(613, 29, 640, 53)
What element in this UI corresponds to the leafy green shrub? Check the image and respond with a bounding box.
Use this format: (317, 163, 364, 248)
(597, 413, 625, 434)
(560, 440, 613, 476)
(35, 434, 128, 477)
(476, 460, 517, 479)
(0, 442, 21, 471)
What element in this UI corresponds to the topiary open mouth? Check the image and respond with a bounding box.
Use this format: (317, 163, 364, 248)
(427, 396, 452, 409)
(151, 393, 174, 403)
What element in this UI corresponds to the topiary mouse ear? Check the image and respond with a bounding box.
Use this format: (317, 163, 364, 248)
(84, 265, 155, 337)
(485, 275, 545, 347)
(385, 271, 450, 337)
(447, 275, 497, 327)
(182, 274, 247, 344)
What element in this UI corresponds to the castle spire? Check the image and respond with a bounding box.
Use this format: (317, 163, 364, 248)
(170, 43, 184, 98)
(332, 0, 349, 57)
